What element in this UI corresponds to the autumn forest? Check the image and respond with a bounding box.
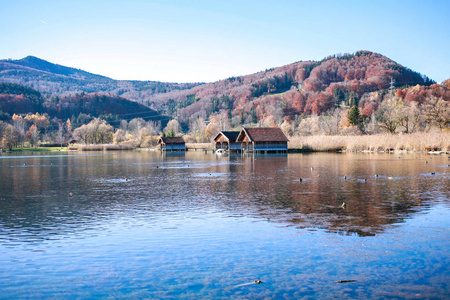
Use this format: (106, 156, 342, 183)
(0, 51, 449, 150)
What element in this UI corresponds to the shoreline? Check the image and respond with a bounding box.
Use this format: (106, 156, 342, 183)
(3, 132, 449, 155)
(2, 147, 449, 155)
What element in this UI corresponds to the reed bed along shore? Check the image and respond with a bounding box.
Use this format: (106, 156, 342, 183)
(63, 132, 449, 153)
(185, 143, 214, 150)
(288, 132, 450, 152)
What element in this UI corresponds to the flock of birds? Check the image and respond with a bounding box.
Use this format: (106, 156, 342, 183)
(66, 157, 446, 199)
(295, 158, 445, 209)
(297, 158, 442, 184)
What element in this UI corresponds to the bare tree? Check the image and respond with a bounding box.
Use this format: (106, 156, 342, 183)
(366, 113, 380, 134)
(397, 101, 423, 133)
(95, 121, 114, 144)
(73, 119, 113, 144)
(204, 122, 219, 142)
(424, 96, 450, 131)
(164, 119, 182, 136)
(280, 119, 294, 137)
(319, 109, 341, 135)
(189, 117, 207, 142)
(120, 120, 128, 132)
(375, 98, 404, 133)
(73, 124, 89, 144)
(209, 110, 230, 131)
(297, 115, 320, 136)
(145, 120, 161, 136)
(55, 123, 65, 147)
(113, 129, 126, 144)
(12, 115, 26, 147)
(136, 127, 151, 147)
(128, 118, 145, 136)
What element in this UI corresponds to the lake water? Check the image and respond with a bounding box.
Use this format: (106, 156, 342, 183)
(0, 151, 449, 299)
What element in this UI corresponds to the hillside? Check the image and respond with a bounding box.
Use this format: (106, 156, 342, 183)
(144, 51, 438, 126)
(1, 51, 447, 130)
(7, 56, 110, 80)
(0, 56, 200, 100)
(0, 82, 165, 125)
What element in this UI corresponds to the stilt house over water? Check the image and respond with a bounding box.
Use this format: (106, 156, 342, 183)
(237, 127, 289, 153)
(158, 136, 186, 151)
(213, 131, 241, 152)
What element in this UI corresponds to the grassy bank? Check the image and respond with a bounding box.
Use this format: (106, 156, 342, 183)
(288, 132, 450, 152)
(7, 146, 68, 152)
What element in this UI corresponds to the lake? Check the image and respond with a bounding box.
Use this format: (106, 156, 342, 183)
(0, 151, 449, 299)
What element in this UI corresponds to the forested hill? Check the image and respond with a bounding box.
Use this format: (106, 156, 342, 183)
(5, 56, 110, 80)
(0, 56, 201, 100)
(0, 82, 165, 125)
(145, 51, 439, 126)
(0, 51, 446, 130)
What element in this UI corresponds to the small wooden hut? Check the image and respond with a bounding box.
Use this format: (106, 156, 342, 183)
(237, 127, 289, 153)
(213, 131, 241, 152)
(158, 136, 186, 151)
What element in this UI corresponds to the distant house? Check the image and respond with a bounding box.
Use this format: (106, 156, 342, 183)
(213, 131, 241, 152)
(236, 127, 289, 153)
(158, 136, 186, 151)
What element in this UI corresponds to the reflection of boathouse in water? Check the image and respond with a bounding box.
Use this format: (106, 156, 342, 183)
(158, 136, 186, 151)
(213, 131, 241, 152)
(237, 127, 289, 153)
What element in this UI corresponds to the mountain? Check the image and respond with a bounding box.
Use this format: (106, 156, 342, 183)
(0, 56, 200, 100)
(4, 56, 109, 80)
(1, 51, 446, 129)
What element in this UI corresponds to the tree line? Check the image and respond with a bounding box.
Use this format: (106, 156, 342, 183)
(1, 88, 448, 151)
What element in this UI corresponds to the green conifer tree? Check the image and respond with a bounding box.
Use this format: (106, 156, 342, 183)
(348, 105, 362, 127)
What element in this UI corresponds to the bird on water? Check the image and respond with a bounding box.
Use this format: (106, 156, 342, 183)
(232, 279, 263, 288)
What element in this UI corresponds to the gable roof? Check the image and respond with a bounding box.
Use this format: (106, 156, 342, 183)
(158, 136, 185, 144)
(237, 127, 289, 142)
(213, 131, 240, 142)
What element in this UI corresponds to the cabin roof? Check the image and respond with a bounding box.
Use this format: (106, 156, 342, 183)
(213, 131, 240, 142)
(158, 136, 185, 144)
(237, 127, 289, 142)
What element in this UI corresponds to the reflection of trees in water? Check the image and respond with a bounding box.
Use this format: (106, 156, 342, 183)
(207, 154, 440, 236)
(0, 153, 446, 243)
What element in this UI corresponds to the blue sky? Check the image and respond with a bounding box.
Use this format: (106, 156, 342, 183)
(0, 0, 449, 83)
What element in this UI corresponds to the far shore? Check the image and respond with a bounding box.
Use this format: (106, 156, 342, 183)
(3, 132, 449, 154)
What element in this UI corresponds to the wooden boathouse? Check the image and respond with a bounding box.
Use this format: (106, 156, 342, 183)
(158, 136, 186, 152)
(213, 131, 241, 152)
(236, 127, 289, 153)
